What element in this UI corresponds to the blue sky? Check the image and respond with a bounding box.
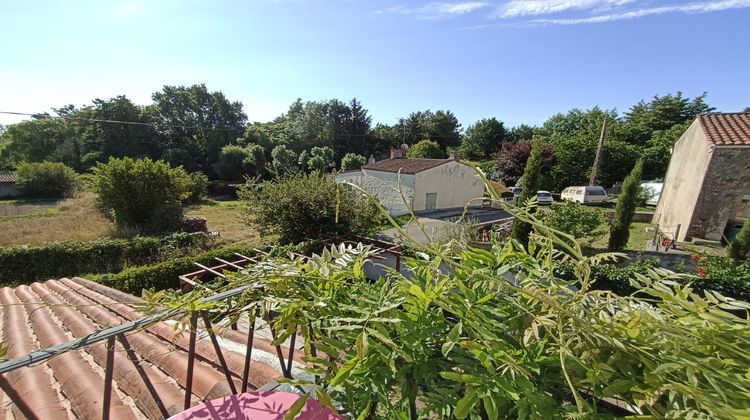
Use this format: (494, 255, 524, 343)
(1, 0, 749, 128)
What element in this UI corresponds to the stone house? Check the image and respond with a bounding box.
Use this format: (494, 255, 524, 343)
(335, 147, 485, 216)
(653, 112, 750, 242)
(0, 172, 20, 198)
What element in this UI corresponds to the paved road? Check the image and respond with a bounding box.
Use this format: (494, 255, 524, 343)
(380, 208, 512, 245)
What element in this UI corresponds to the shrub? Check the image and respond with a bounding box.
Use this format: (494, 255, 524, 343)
(405, 140, 444, 159)
(213, 145, 251, 181)
(98, 243, 304, 295)
(728, 217, 750, 261)
(511, 139, 543, 245)
(609, 160, 643, 250)
(693, 255, 750, 301)
(185, 171, 209, 204)
(239, 172, 382, 244)
(340, 153, 366, 171)
(15, 161, 78, 198)
(542, 202, 605, 242)
(92, 157, 192, 232)
(0, 233, 210, 286)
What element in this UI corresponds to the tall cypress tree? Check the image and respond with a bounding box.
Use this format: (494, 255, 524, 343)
(511, 139, 543, 246)
(608, 160, 643, 251)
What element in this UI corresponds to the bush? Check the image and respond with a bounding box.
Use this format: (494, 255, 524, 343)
(341, 153, 366, 171)
(15, 161, 78, 198)
(728, 217, 750, 261)
(92, 157, 192, 232)
(405, 140, 444, 159)
(185, 171, 209, 204)
(98, 243, 304, 295)
(542, 202, 605, 242)
(0, 233, 210, 286)
(511, 139, 543, 245)
(239, 172, 382, 244)
(694, 255, 750, 301)
(213, 145, 251, 181)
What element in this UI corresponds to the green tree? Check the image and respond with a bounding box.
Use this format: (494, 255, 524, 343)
(147, 84, 247, 172)
(406, 140, 444, 159)
(268, 145, 298, 177)
(728, 218, 750, 261)
(608, 160, 643, 250)
(309, 146, 335, 171)
(508, 124, 536, 142)
(239, 172, 381, 243)
(623, 92, 714, 145)
(341, 153, 366, 171)
(511, 140, 543, 246)
(213, 145, 251, 181)
(15, 161, 79, 198)
(641, 121, 690, 180)
(92, 157, 192, 232)
(460, 118, 507, 160)
(243, 144, 266, 179)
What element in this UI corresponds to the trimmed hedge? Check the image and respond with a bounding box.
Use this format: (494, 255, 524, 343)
(0, 233, 210, 286)
(97, 243, 305, 295)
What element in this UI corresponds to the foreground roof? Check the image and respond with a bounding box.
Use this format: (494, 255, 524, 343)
(697, 112, 750, 146)
(0, 172, 15, 183)
(0, 277, 287, 419)
(362, 158, 451, 174)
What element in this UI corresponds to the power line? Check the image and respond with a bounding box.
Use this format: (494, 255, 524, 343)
(0, 110, 246, 133)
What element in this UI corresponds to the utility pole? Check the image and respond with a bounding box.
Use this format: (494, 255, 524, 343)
(589, 117, 608, 186)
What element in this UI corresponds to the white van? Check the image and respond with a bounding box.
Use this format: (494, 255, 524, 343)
(561, 186, 609, 205)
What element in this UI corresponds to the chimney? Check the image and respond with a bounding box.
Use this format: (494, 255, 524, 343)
(368, 154, 376, 164)
(448, 151, 460, 161)
(390, 147, 405, 159)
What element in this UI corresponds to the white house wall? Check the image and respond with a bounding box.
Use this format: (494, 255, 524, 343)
(335, 170, 416, 216)
(413, 161, 485, 211)
(652, 120, 712, 241)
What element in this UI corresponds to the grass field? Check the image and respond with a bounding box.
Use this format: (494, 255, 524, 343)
(591, 222, 655, 250)
(186, 200, 261, 246)
(0, 193, 116, 247)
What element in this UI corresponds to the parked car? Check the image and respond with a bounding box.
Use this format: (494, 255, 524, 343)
(537, 190, 553, 205)
(561, 186, 609, 205)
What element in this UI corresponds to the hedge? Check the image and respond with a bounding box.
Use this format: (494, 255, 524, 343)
(0, 233, 211, 286)
(97, 243, 305, 295)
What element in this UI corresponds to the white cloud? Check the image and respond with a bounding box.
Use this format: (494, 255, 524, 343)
(527, 0, 750, 25)
(493, 0, 637, 19)
(377, 1, 489, 19)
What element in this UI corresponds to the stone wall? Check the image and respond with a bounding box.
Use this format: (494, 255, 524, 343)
(689, 146, 750, 241)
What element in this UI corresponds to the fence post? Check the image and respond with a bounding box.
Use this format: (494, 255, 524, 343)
(102, 336, 116, 420)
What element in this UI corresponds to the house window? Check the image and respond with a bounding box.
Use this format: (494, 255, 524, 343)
(425, 193, 438, 211)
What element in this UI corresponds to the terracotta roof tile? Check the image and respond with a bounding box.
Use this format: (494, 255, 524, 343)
(697, 112, 750, 146)
(362, 158, 451, 174)
(0, 172, 15, 183)
(0, 277, 286, 418)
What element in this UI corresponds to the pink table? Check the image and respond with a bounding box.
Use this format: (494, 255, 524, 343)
(170, 391, 342, 420)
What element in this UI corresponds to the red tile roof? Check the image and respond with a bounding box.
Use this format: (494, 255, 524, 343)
(362, 158, 451, 174)
(697, 112, 750, 146)
(0, 172, 15, 184)
(0, 277, 286, 419)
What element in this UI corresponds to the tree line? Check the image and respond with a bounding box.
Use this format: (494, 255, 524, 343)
(0, 85, 720, 190)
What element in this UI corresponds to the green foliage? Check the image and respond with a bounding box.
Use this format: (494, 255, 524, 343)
(694, 255, 750, 301)
(0, 233, 209, 287)
(511, 140, 543, 245)
(15, 161, 79, 198)
(609, 161, 643, 250)
(405, 140, 444, 159)
(239, 172, 382, 244)
(151, 209, 750, 418)
(460, 117, 507, 160)
(495, 141, 555, 187)
(268, 145, 298, 177)
(340, 153, 367, 171)
(92, 157, 192, 232)
(728, 217, 750, 261)
(185, 171, 209, 204)
(213, 145, 251, 180)
(306, 146, 335, 172)
(542, 202, 605, 242)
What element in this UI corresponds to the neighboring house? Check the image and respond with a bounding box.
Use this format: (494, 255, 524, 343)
(0, 171, 20, 198)
(653, 112, 750, 242)
(336, 147, 485, 215)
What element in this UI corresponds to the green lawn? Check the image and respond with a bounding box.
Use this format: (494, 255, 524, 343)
(591, 222, 655, 250)
(186, 200, 261, 246)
